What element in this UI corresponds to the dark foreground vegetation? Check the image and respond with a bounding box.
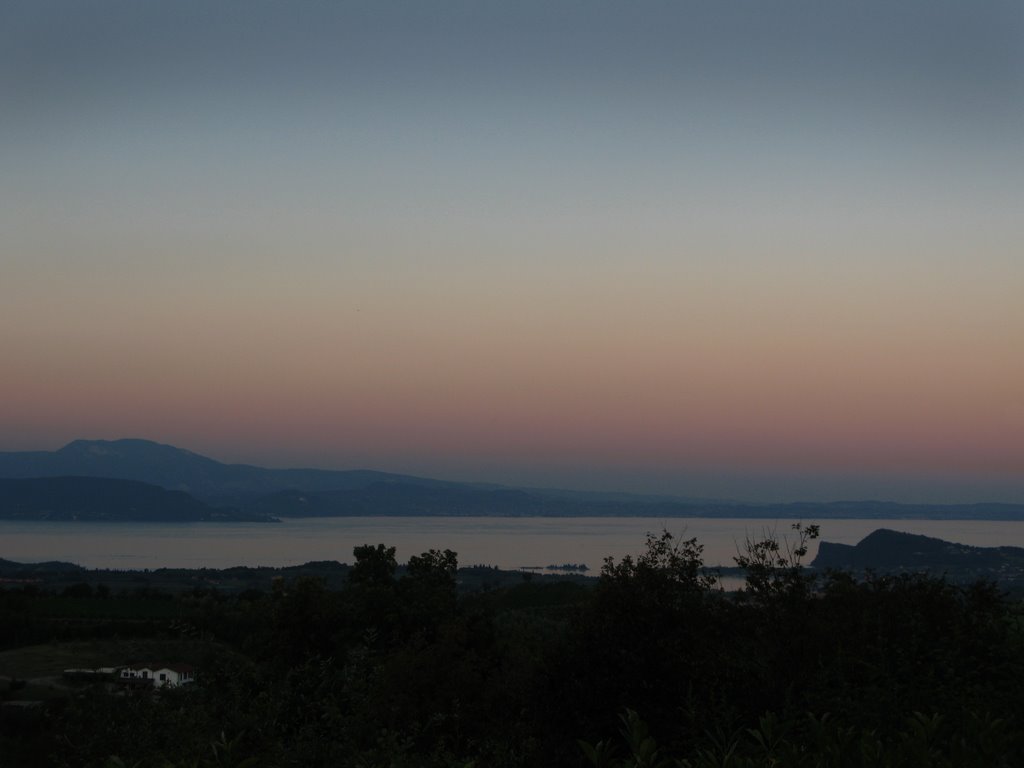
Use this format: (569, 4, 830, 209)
(2, 525, 1024, 767)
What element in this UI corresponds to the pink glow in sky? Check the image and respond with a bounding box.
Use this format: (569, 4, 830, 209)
(2, 2, 1022, 502)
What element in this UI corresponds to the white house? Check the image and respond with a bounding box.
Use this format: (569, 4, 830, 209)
(119, 663, 195, 688)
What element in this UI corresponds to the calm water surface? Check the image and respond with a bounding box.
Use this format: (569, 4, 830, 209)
(2, 517, 1024, 571)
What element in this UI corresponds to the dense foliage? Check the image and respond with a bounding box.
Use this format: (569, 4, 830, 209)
(2, 527, 1023, 767)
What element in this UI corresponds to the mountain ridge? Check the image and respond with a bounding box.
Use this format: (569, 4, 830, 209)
(0, 476, 274, 522)
(2, 439, 1024, 520)
(0, 439, 455, 504)
(812, 528, 1024, 581)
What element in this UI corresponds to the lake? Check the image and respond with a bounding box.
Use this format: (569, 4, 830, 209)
(2, 517, 1024, 572)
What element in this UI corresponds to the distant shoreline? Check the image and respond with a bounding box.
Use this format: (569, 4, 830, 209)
(4, 510, 1024, 522)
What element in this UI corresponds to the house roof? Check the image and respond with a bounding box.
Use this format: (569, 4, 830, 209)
(124, 663, 195, 673)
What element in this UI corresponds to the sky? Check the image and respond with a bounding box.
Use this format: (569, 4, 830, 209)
(2, 1, 1022, 502)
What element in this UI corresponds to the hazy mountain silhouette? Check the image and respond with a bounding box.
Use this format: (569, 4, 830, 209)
(0, 476, 273, 522)
(2, 439, 1023, 520)
(247, 484, 558, 517)
(0, 439, 721, 515)
(0, 439, 454, 506)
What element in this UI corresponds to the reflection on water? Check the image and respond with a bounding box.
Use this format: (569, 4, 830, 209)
(2, 517, 1023, 572)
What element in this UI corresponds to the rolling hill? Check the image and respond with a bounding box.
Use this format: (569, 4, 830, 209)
(2, 439, 1023, 520)
(0, 476, 273, 522)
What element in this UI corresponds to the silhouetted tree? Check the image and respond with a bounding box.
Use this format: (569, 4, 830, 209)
(735, 522, 820, 599)
(406, 548, 458, 586)
(349, 543, 397, 587)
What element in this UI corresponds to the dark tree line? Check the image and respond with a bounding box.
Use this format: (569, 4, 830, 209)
(2, 527, 1023, 767)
